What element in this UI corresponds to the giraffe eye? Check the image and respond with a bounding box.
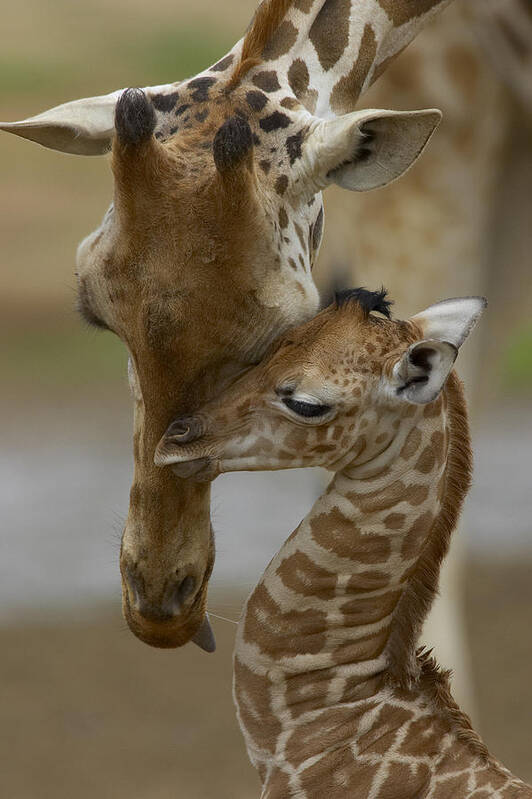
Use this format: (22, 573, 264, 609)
(282, 397, 332, 418)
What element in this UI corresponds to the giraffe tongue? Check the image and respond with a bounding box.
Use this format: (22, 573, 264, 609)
(191, 614, 216, 653)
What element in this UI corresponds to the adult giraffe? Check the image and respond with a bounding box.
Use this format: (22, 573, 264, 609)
(0, 0, 453, 649)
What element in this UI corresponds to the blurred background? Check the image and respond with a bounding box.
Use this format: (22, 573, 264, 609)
(1, 1, 531, 797)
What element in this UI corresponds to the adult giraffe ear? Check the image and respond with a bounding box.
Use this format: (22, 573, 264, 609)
(302, 108, 442, 192)
(391, 297, 487, 405)
(0, 91, 123, 155)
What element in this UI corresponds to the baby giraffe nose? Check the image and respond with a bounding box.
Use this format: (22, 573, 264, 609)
(165, 416, 203, 444)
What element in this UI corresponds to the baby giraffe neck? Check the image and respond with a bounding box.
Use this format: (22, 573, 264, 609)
(237, 388, 450, 690)
(233, 374, 503, 792)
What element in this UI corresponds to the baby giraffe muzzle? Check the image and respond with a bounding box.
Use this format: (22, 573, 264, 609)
(159, 417, 214, 480)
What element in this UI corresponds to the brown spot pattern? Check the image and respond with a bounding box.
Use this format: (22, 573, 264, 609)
(210, 53, 234, 72)
(330, 24, 377, 114)
(400, 427, 422, 460)
(275, 174, 288, 195)
(244, 583, 327, 657)
(332, 628, 389, 666)
(259, 111, 291, 132)
(341, 589, 401, 626)
(262, 20, 298, 60)
(382, 760, 432, 795)
(400, 716, 447, 758)
(246, 90, 268, 111)
(346, 570, 390, 593)
(276, 550, 336, 599)
(293, 0, 314, 11)
(294, 222, 307, 251)
(280, 96, 300, 109)
(311, 206, 323, 253)
(384, 512, 406, 530)
(288, 58, 310, 98)
(252, 70, 281, 92)
(286, 703, 376, 768)
(378, 0, 445, 26)
(402, 511, 434, 559)
(415, 444, 437, 474)
(309, 0, 350, 71)
(233, 655, 281, 754)
(311, 507, 391, 563)
(299, 748, 379, 795)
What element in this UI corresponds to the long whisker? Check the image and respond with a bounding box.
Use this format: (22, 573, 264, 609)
(208, 611, 238, 625)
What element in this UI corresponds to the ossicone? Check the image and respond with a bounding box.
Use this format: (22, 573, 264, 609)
(115, 88, 156, 147)
(213, 115, 253, 175)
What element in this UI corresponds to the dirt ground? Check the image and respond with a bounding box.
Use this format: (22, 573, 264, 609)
(1, 559, 531, 799)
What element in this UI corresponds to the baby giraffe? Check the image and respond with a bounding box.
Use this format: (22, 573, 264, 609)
(156, 289, 531, 799)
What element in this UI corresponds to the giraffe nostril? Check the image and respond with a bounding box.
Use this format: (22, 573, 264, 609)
(176, 574, 196, 603)
(171, 424, 190, 438)
(166, 416, 203, 444)
(169, 574, 198, 615)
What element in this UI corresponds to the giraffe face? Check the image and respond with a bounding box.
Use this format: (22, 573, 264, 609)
(76, 85, 329, 648)
(73, 83, 440, 648)
(157, 293, 486, 479)
(156, 295, 412, 477)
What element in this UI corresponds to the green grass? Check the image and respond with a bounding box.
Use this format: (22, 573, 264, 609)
(0, 59, 74, 98)
(0, 28, 233, 102)
(120, 28, 235, 85)
(502, 324, 532, 389)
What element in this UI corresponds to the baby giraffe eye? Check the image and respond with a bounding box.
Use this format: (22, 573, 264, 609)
(282, 397, 332, 418)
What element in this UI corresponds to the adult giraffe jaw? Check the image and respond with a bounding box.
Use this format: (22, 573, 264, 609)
(2, 0, 451, 648)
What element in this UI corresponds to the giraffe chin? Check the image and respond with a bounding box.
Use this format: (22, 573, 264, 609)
(121, 590, 211, 650)
(170, 457, 218, 482)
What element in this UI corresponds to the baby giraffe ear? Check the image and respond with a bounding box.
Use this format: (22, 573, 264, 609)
(302, 108, 441, 193)
(392, 297, 487, 404)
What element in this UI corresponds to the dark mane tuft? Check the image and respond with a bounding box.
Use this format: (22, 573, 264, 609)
(335, 287, 393, 319)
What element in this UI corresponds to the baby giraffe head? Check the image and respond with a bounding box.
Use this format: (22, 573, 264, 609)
(156, 290, 486, 480)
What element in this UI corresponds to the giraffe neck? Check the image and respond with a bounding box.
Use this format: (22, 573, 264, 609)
(236, 0, 454, 116)
(236, 394, 447, 702)
(233, 377, 527, 793)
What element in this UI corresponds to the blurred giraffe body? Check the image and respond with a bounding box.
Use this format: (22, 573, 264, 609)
(319, 0, 532, 712)
(156, 292, 532, 798)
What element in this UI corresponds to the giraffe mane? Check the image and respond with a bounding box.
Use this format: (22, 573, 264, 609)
(385, 371, 472, 686)
(335, 286, 393, 318)
(384, 382, 501, 762)
(416, 648, 490, 762)
(229, 0, 294, 87)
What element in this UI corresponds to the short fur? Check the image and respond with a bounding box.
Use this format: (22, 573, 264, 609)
(212, 115, 254, 173)
(115, 88, 156, 146)
(229, 0, 293, 86)
(417, 648, 490, 761)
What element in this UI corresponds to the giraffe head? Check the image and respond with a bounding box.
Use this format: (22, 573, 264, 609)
(157, 290, 486, 484)
(1, 5, 444, 648)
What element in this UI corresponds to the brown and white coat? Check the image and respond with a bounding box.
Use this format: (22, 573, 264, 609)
(157, 291, 532, 798)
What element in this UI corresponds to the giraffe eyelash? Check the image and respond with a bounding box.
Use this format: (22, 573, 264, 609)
(282, 397, 332, 418)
